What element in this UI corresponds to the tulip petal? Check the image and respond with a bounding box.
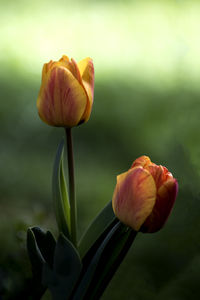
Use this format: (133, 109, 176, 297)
(131, 155, 152, 169)
(146, 165, 174, 190)
(42, 57, 82, 84)
(146, 165, 165, 189)
(59, 56, 82, 84)
(112, 167, 157, 231)
(77, 58, 94, 122)
(141, 178, 178, 233)
(37, 66, 88, 127)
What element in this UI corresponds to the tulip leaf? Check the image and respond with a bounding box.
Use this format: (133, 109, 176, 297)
(72, 221, 127, 299)
(85, 228, 137, 300)
(27, 227, 45, 277)
(43, 233, 82, 300)
(53, 233, 82, 277)
(78, 200, 117, 259)
(53, 139, 71, 239)
(31, 227, 56, 267)
(27, 227, 56, 299)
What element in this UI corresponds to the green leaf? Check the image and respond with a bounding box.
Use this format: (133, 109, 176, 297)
(78, 200, 117, 259)
(85, 228, 137, 300)
(27, 226, 56, 275)
(27, 227, 45, 278)
(72, 222, 122, 299)
(53, 139, 71, 239)
(31, 227, 56, 267)
(42, 233, 82, 300)
(53, 233, 82, 277)
(27, 227, 56, 298)
(72, 223, 137, 300)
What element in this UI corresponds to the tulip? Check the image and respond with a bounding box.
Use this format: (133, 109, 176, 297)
(37, 55, 94, 127)
(112, 156, 178, 233)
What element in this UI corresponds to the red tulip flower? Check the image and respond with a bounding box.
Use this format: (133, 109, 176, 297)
(112, 156, 178, 233)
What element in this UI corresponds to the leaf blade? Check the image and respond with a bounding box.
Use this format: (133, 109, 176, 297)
(43, 233, 82, 300)
(52, 139, 71, 239)
(72, 223, 137, 300)
(78, 200, 116, 258)
(27, 227, 56, 299)
(72, 222, 121, 299)
(86, 228, 137, 299)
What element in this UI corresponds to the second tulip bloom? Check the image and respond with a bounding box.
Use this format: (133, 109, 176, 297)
(112, 156, 178, 233)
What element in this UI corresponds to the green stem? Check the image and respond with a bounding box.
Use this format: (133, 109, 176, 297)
(65, 128, 77, 247)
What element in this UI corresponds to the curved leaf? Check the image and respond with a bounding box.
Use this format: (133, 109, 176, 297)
(53, 233, 82, 277)
(78, 200, 116, 259)
(43, 233, 82, 300)
(27, 227, 45, 276)
(85, 229, 137, 299)
(31, 227, 56, 267)
(53, 139, 71, 238)
(27, 227, 56, 299)
(72, 222, 122, 299)
(72, 223, 137, 300)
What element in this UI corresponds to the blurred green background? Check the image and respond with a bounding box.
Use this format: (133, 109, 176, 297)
(1, 0, 200, 298)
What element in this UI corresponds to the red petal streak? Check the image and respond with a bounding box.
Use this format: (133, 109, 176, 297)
(40, 68, 57, 124)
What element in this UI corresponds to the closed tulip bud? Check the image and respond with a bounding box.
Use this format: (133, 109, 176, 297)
(37, 55, 94, 127)
(112, 156, 178, 233)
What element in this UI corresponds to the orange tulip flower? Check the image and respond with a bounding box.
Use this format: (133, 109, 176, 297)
(37, 55, 94, 127)
(112, 156, 178, 233)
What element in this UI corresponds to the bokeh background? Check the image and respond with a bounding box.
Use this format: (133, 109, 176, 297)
(1, 0, 200, 299)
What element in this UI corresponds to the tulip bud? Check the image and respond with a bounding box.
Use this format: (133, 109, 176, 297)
(37, 55, 94, 128)
(112, 156, 178, 233)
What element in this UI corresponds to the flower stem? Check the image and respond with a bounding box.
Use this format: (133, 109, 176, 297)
(65, 128, 77, 247)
